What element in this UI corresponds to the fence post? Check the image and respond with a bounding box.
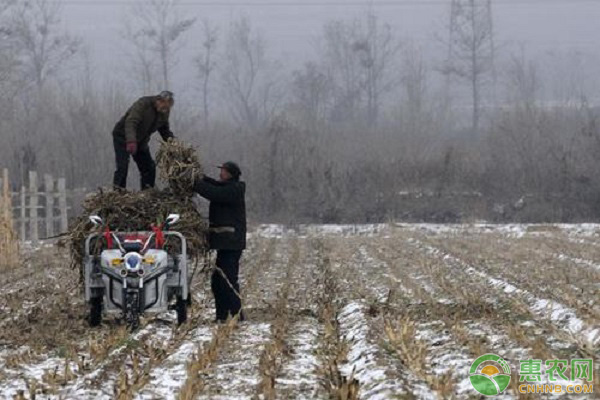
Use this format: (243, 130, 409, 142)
(29, 171, 38, 245)
(1, 169, 8, 224)
(0, 168, 18, 267)
(44, 173, 55, 238)
(58, 177, 68, 233)
(20, 186, 26, 241)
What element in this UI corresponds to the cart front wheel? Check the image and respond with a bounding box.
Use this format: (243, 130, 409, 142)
(176, 296, 187, 325)
(89, 297, 102, 327)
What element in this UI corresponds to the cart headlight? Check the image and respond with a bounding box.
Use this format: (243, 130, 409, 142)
(125, 253, 142, 271)
(111, 258, 124, 266)
(143, 256, 156, 264)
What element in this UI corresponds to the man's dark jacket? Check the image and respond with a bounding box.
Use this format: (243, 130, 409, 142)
(112, 96, 173, 146)
(194, 176, 246, 250)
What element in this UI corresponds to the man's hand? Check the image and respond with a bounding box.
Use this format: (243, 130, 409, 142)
(126, 141, 138, 155)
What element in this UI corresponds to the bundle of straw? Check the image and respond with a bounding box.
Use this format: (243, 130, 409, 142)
(156, 139, 203, 195)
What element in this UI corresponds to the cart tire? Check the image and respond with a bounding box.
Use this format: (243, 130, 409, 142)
(176, 296, 187, 325)
(125, 292, 140, 331)
(89, 297, 102, 327)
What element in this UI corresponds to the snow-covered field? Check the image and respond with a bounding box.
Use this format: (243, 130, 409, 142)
(0, 224, 598, 399)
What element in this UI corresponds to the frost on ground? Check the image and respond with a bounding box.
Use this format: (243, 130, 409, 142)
(0, 223, 598, 399)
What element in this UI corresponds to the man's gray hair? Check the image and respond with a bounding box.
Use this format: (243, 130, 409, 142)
(158, 90, 174, 103)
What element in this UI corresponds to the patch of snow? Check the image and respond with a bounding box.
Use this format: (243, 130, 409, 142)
(0, 356, 79, 398)
(252, 224, 388, 239)
(395, 223, 530, 238)
(557, 223, 600, 237)
(556, 253, 600, 272)
(300, 224, 388, 237)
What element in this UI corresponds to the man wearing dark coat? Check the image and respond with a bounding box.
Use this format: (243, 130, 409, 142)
(192, 162, 246, 322)
(112, 91, 175, 189)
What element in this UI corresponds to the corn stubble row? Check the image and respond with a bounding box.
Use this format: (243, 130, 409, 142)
(177, 242, 270, 399)
(255, 243, 299, 399)
(313, 244, 360, 400)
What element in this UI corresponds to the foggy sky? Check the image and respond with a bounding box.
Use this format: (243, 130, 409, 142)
(61, 0, 600, 102)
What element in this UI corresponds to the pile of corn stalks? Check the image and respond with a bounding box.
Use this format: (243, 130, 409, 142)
(65, 140, 208, 271)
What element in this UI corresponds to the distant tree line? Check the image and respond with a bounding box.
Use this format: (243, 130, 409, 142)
(1, 0, 600, 223)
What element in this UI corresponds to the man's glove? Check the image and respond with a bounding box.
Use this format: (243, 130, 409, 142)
(126, 141, 138, 155)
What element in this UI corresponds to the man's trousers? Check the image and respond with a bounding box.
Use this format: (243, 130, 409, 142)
(212, 249, 243, 322)
(113, 138, 156, 190)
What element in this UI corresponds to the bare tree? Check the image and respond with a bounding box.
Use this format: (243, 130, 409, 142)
(318, 9, 400, 126)
(506, 47, 540, 111)
(319, 19, 364, 123)
(124, 0, 195, 90)
(400, 43, 428, 136)
(0, 0, 20, 101)
(123, 22, 156, 93)
(442, 0, 496, 132)
(353, 8, 400, 125)
(220, 16, 278, 130)
(9, 0, 79, 90)
(290, 62, 332, 130)
(0, 0, 79, 186)
(194, 19, 218, 131)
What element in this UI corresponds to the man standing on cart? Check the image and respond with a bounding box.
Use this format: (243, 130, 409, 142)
(112, 91, 175, 190)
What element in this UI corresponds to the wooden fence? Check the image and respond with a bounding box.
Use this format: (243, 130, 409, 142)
(0, 169, 87, 245)
(0, 169, 18, 266)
